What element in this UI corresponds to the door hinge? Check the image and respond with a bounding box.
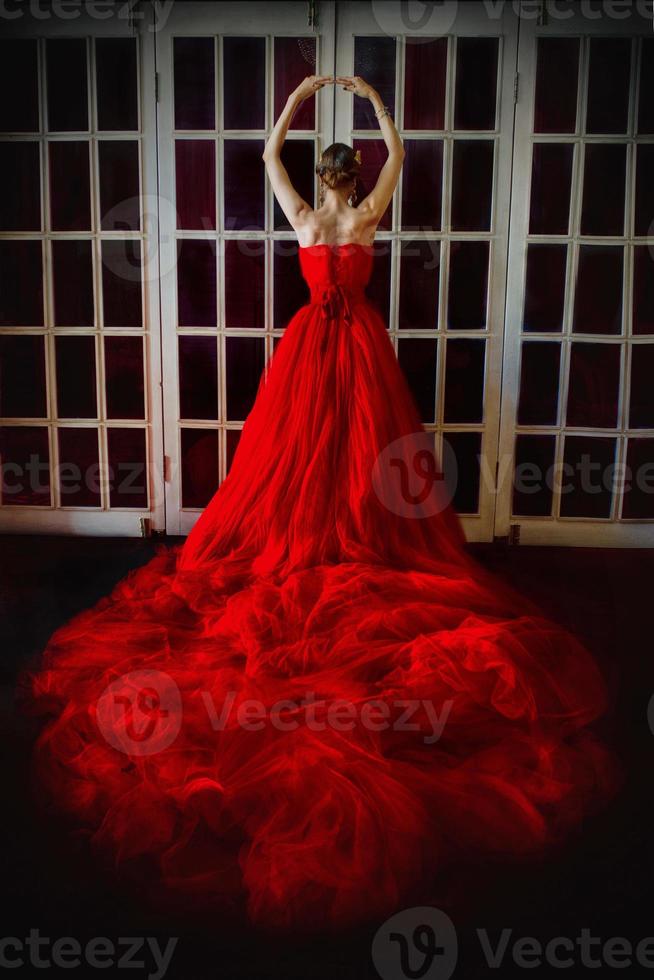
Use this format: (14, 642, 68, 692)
(509, 523, 521, 546)
(155, 71, 160, 103)
(513, 72, 520, 105)
(163, 455, 172, 482)
(139, 517, 151, 538)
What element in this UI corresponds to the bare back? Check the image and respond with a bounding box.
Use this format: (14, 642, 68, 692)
(293, 201, 379, 249)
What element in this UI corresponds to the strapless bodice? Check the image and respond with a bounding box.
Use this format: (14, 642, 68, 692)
(299, 243, 374, 324)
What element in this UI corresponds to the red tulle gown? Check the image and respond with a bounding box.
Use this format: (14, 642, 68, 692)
(28, 243, 614, 929)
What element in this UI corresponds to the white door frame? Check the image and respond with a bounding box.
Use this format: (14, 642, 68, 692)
(156, 0, 336, 535)
(497, 2, 654, 546)
(0, 4, 164, 536)
(334, 1, 520, 542)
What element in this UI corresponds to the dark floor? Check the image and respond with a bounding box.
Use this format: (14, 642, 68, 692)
(1, 535, 654, 978)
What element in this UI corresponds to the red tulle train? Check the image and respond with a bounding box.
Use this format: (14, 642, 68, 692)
(27, 244, 615, 929)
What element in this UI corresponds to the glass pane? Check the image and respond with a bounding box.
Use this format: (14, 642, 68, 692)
(637, 37, 654, 134)
(174, 37, 215, 131)
(46, 39, 88, 132)
(512, 434, 556, 517)
(454, 37, 498, 131)
(635, 144, 654, 237)
(560, 435, 615, 518)
(53, 240, 93, 327)
(0, 426, 50, 506)
(223, 140, 265, 231)
(399, 240, 440, 330)
(58, 427, 101, 507)
(225, 239, 265, 329)
(401, 139, 442, 232)
(223, 37, 265, 130)
(451, 140, 493, 232)
(104, 336, 144, 420)
(0, 335, 46, 418)
(179, 336, 218, 420)
(274, 140, 314, 230)
(226, 428, 241, 474)
(96, 37, 138, 131)
(353, 138, 392, 230)
(586, 38, 631, 135)
(99, 140, 140, 231)
(573, 245, 623, 335)
(444, 431, 481, 514)
(529, 143, 573, 235)
(0, 39, 39, 132)
(523, 244, 567, 333)
(175, 140, 216, 230)
(225, 337, 265, 420)
(444, 338, 485, 424)
(0, 142, 41, 231)
(447, 241, 488, 330)
(366, 240, 392, 324)
(623, 438, 654, 518)
(566, 343, 620, 428)
(107, 428, 147, 508)
(273, 242, 309, 329)
(404, 37, 447, 130)
(0, 241, 43, 326)
(397, 338, 437, 423)
(580, 144, 626, 236)
(275, 37, 316, 130)
(181, 428, 218, 508)
(102, 240, 142, 328)
(49, 141, 91, 231)
(353, 36, 396, 130)
(55, 335, 97, 418)
(629, 344, 654, 429)
(517, 342, 560, 425)
(534, 37, 579, 134)
(633, 245, 654, 335)
(177, 239, 216, 327)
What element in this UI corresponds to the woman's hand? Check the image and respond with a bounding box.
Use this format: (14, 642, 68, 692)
(292, 75, 334, 102)
(335, 76, 378, 100)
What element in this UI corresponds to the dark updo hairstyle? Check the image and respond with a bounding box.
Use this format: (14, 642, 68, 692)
(315, 142, 361, 189)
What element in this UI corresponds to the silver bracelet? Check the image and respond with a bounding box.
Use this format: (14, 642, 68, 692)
(375, 105, 392, 120)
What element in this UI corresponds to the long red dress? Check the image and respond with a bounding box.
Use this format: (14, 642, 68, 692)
(29, 243, 613, 928)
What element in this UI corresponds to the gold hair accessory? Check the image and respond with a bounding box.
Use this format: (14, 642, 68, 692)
(354, 149, 362, 165)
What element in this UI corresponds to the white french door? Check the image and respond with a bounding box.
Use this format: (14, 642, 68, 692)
(3, 1, 654, 548)
(157, 0, 519, 541)
(0, 6, 164, 535)
(497, 4, 654, 546)
(155, 1, 335, 535)
(334, 1, 520, 542)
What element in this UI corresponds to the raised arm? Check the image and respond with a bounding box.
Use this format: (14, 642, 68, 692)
(336, 76, 405, 220)
(262, 75, 333, 229)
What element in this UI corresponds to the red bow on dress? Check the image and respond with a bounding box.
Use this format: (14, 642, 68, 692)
(319, 284, 353, 325)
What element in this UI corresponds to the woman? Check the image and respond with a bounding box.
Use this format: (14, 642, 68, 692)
(29, 76, 614, 931)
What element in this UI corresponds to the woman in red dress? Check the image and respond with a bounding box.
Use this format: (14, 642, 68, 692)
(29, 75, 614, 930)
